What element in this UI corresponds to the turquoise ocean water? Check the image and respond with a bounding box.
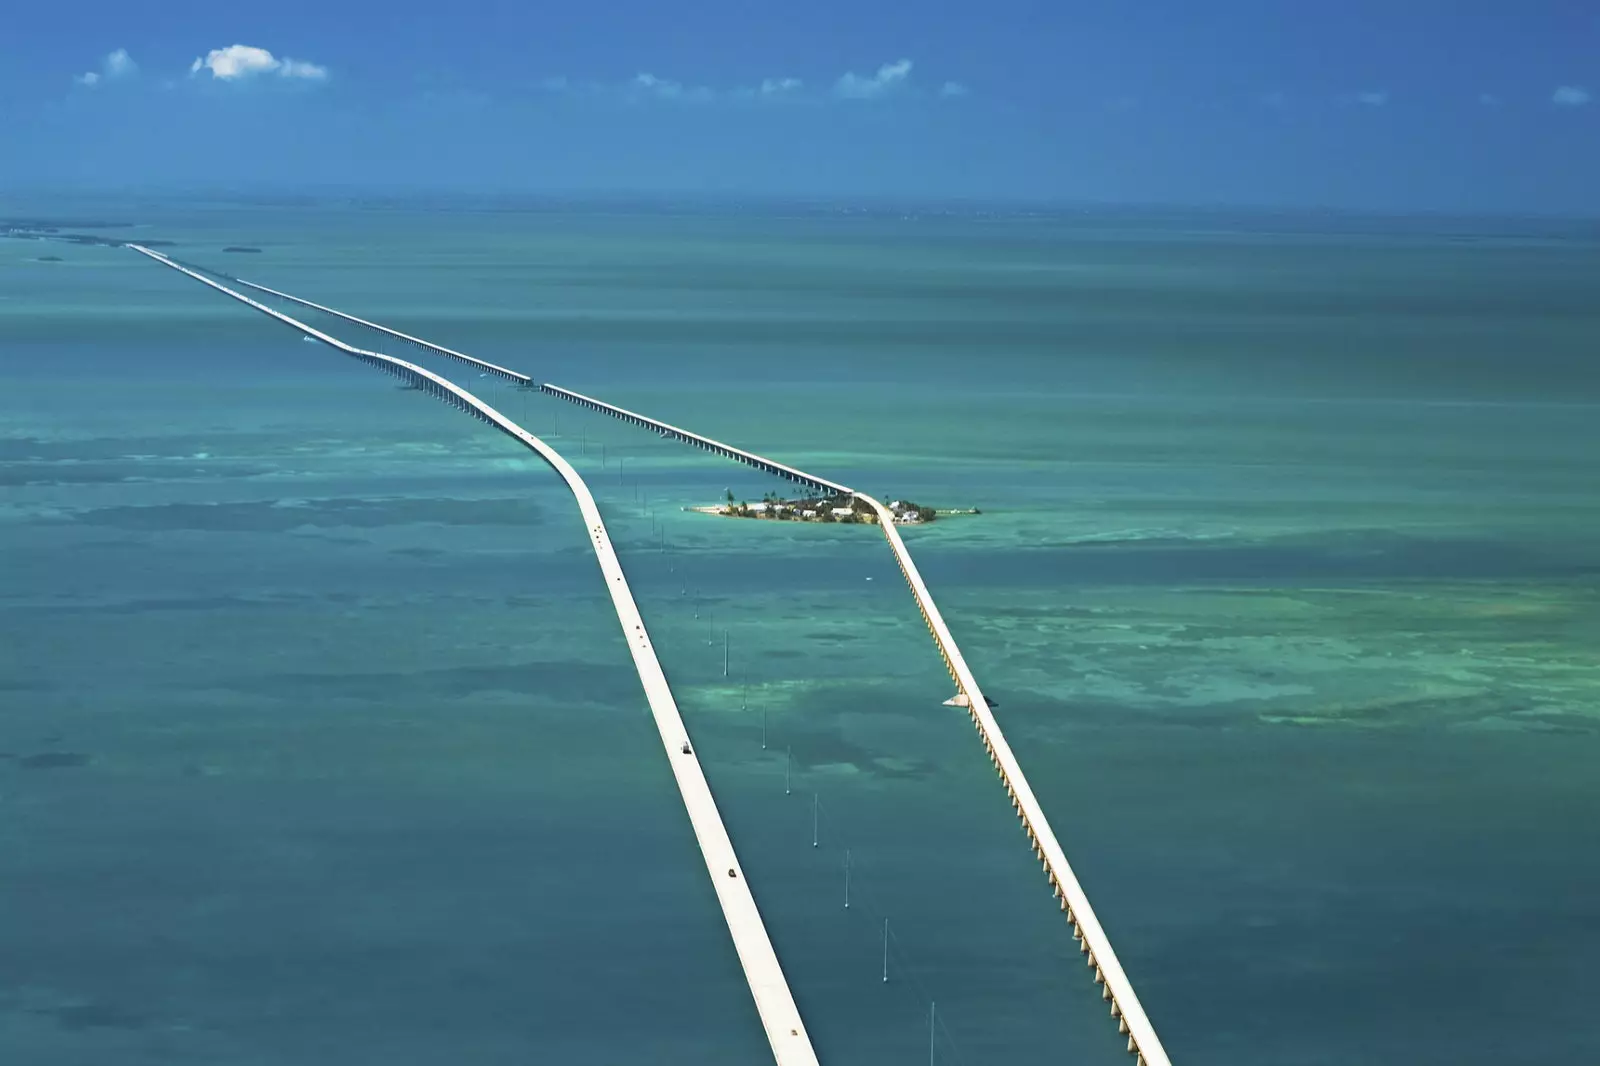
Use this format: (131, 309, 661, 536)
(2, 198, 1598, 1063)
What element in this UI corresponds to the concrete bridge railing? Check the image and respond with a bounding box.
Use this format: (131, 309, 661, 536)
(223, 274, 533, 386)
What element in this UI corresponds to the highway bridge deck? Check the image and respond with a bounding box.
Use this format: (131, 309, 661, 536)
(539, 387, 1172, 1066)
(132, 249, 1174, 1066)
(130, 244, 821, 1066)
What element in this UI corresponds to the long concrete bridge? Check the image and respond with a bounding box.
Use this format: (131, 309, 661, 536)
(227, 272, 533, 386)
(536, 389, 1173, 1066)
(132, 249, 1174, 1066)
(128, 244, 821, 1066)
(539, 385, 852, 498)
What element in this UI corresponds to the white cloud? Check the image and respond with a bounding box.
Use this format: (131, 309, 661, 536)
(1552, 85, 1591, 106)
(728, 76, 803, 101)
(74, 48, 137, 87)
(834, 58, 912, 99)
(105, 48, 137, 78)
(584, 72, 804, 103)
(279, 58, 328, 80)
(630, 72, 713, 102)
(541, 66, 945, 105)
(1354, 90, 1388, 106)
(190, 44, 327, 81)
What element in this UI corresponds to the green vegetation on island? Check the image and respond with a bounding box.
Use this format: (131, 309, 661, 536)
(696, 490, 977, 525)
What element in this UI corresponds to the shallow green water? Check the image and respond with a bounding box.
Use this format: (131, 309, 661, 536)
(3, 199, 1597, 1064)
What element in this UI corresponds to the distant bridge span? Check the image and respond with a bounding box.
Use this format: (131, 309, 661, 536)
(230, 272, 532, 386)
(134, 249, 1174, 1066)
(539, 384, 853, 499)
(129, 244, 821, 1066)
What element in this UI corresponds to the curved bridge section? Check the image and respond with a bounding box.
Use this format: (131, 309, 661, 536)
(132, 252, 1174, 1065)
(128, 245, 821, 1066)
(229, 273, 532, 386)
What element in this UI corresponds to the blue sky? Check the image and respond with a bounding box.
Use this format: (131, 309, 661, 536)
(3, 1, 1597, 212)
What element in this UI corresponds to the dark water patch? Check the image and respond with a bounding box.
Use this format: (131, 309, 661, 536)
(29, 1000, 147, 1031)
(1011, 692, 1266, 734)
(762, 684, 940, 780)
(18, 752, 91, 769)
(1053, 535, 1237, 551)
(1506, 710, 1600, 734)
(791, 730, 932, 780)
(0, 433, 371, 463)
(2, 438, 75, 461)
(26, 538, 145, 557)
(288, 532, 371, 548)
(35, 255, 63, 263)
(240, 660, 638, 705)
(863, 754, 937, 781)
(0, 437, 135, 461)
(0, 677, 52, 692)
(1283, 690, 1546, 730)
(222, 246, 263, 253)
(392, 546, 447, 559)
(1027, 723, 1600, 1063)
(7, 594, 315, 617)
(923, 531, 1597, 587)
(977, 604, 1118, 620)
(1, 461, 276, 488)
(1007, 688, 1589, 735)
(65, 496, 546, 533)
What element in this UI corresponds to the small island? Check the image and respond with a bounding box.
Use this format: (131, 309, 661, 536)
(692, 491, 977, 525)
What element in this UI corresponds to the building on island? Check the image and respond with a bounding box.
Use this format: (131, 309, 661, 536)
(696, 493, 950, 526)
